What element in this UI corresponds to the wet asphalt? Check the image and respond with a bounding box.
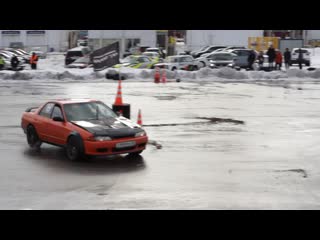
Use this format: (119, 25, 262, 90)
(1, 79, 320, 209)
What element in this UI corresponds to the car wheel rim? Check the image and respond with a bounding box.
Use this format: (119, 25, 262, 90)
(67, 144, 78, 159)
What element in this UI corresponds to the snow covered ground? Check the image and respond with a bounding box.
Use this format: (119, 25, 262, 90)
(1, 48, 320, 82)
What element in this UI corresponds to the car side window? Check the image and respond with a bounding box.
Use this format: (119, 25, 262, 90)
(51, 105, 64, 120)
(39, 103, 55, 118)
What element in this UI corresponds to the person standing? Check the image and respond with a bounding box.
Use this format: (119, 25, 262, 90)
(266, 45, 276, 71)
(30, 52, 39, 70)
(284, 48, 291, 70)
(275, 50, 283, 70)
(297, 48, 303, 70)
(257, 51, 264, 70)
(247, 50, 256, 70)
(11, 55, 19, 71)
(0, 56, 4, 70)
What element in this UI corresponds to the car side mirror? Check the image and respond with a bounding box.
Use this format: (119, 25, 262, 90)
(53, 116, 64, 122)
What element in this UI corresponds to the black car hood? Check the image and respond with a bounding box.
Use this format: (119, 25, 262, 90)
(71, 117, 143, 138)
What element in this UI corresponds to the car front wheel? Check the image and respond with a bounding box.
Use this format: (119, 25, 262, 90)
(66, 136, 84, 161)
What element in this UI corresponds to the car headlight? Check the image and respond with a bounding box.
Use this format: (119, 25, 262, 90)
(88, 136, 112, 141)
(135, 131, 146, 137)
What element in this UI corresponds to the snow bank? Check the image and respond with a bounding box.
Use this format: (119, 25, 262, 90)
(1, 50, 320, 82)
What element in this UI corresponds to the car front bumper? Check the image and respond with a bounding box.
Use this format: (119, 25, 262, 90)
(84, 136, 148, 156)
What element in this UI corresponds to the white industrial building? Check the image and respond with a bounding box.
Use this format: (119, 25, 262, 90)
(88, 30, 265, 57)
(88, 30, 158, 56)
(0, 30, 71, 52)
(186, 30, 264, 50)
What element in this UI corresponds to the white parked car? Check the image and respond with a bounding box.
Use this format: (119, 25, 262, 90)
(30, 47, 47, 59)
(154, 55, 201, 71)
(291, 48, 311, 66)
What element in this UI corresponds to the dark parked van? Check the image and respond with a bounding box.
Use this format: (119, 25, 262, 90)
(65, 47, 91, 66)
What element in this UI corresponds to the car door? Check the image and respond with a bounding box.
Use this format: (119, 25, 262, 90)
(180, 56, 193, 69)
(36, 102, 55, 142)
(46, 104, 69, 146)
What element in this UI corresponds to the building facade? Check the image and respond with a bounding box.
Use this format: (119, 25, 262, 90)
(185, 30, 264, 50)
(0, 30, 71, 52)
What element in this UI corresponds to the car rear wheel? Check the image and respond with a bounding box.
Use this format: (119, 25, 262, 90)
(200, 61, 206, 68)
(27, 125, 42, 149)
(66, 136, 85, 161)
(171, 67, 177, 71)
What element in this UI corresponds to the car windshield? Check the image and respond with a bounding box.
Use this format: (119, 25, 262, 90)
(122, 56, 139, 63)
(143, 52, 158, 57)
(210, 54, 234, 61)
(74, 57, 89, 63)
(200, 46, 209, 51)
(64, 102, 117, 122)
(294, 49, 308, 53)
(167, 57, 179, 63)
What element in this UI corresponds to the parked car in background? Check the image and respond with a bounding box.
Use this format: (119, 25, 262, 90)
(0, 51, 25, 70)
(0, 50, 25, 64)
(66, 56, 92, 69)
(191, 45, 228, 58)
(227, 49, 257, 68)
(65, 46, 91, 66)
(113, 55, 158, 69)
(154, 55, 201, 71)
(30, 47, 47, 59)
(4, 48, 30, 63)
(145, 48, 166, 58)
(291, 48, 311, 66)
(142, 51, 162, 61)
(207, 52, 239, 69)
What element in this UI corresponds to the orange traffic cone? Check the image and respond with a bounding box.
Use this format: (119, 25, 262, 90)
(114, 80, 123, 105)
(162, 69, 167, 83)
(137, 109, 143, 126)
(154, 67, 160, 83)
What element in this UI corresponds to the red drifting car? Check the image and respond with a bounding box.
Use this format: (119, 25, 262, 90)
(21, 99, 148, 161)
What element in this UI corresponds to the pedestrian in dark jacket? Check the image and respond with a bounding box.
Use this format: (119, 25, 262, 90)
(11, 56, 19, 71)
(247, 51, 256, 70)
(257, 51, 264, 70)
(266, 45, 276, 70)
(284, 48, 291, 70)
(297, 48, 304, 69)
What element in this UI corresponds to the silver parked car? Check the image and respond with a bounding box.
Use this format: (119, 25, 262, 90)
(207, 52, 239, 69)
(227, 49, 257, 68)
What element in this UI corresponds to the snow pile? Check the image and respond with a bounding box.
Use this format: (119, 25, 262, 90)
(1, 49, 320, 82)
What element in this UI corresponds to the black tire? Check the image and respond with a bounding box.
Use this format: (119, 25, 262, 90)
(171, 67, 177, 71)
(200, 61, 206, 68)
(106, 73, 111, 79)
(127, 150, 143, 157)
(26, 125, 42, 149)
(66, 136, 85, 161)
(193, 65, 198, 71)
(306, 62, 310, 67)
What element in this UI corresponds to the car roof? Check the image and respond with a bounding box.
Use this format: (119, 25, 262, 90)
(292, 48, 309, 51)
(50, 99, 99, 105)
(68, 46, 88, 52)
